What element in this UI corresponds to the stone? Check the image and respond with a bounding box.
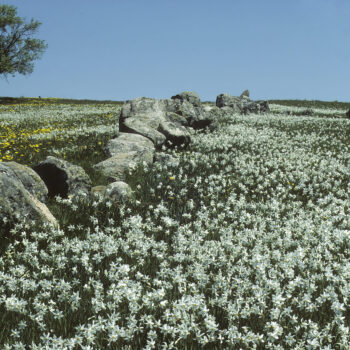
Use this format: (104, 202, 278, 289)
(216, 93, 269, 115)
(240, 89, 250, 98)
(119, 96, 198, 148)
(171, 100, 205, 128)
(33, 156, 92, 199)
(171, 91, 201, 107)
(93, 150, 154, 182)
(346, 109, 350, 119)
(241, 101, 270, 114)
(4, 161, 48, 203)
(216, 93, 241, 109)
(95, 132, 156, 183)
(0, 162, 58, 232)
(165, 112, 188, 126)
(105, 181, 135, 203)
(157, 121, 191, 148)
(104, 132, 155, 158)
(153, 152, 180, 168)
(120, 116, 167, 148)
(90, 182, 134, 204)
(119, 97, 169, 148)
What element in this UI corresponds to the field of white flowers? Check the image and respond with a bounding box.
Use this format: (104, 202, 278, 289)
(1, 99, 350, 349)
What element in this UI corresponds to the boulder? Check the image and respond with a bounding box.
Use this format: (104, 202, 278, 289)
(171, 91, 201, 107)
(157, 121, 191, 147)
(0, 162, 58, 232)
(119, 97, 169, 148)
(95, 132, 156, 182)
(3, 161, 48, 202)
(165, 112, 188, 126)
(170, 100, 206, 129)
(216, 94, 242, 112)
(201, 106, 234, 130)
(105, 181, 134, 203)
(104, 132, 155, 158)
(216, 93, 269, 114)
(119, 92, 230, 151)
(346, 109, 350, 119)
(93, 150, 154, 182)
(120, 116, 167, 148)
(153, 152, 180, 168)
(33, 156, 92, 199)
(241, 101, 270, 114)
(91, 181, 134, 204)
(240, 89, 250, 98)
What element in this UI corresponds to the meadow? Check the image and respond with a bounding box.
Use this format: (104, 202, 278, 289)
(0, 96, 350, 349)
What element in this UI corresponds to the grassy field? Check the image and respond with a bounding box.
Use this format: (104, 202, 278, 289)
(0, 97, 350, 349)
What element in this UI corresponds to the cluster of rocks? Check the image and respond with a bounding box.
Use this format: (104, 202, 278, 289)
(0, 90, 270, 232)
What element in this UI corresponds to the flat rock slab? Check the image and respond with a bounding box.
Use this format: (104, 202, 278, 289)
(33, 156, 92, 199)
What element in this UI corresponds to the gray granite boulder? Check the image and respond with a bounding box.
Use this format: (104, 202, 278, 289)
(240, 89, 250, 98)
(104, 132, 155, 158)
(91, 181, 135, 204)
(216, 92, 269, 114)
(93, 150, 154, 182)
(241, 100, 270, 114)
(105, 181, 135, 203)
(119, 96, 193, 148)
(33, 156, 92, 199)
(94, 132, 156, 182)
(157, 121, 191, 147)
(0, 162, 58, 231)
(153, 152, 180, 168)
(171, 91, 201, 107)
(216, 94, 242, 112)
(4, 161, 48, 202)
(119, 97, 171, 148)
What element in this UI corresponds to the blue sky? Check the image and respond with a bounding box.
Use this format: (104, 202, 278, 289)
(1, 0, 349, 102)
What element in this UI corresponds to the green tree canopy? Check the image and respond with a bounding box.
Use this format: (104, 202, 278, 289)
(0, 4, 47, 79)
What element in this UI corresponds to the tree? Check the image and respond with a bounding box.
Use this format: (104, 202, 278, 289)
(0, 4, 47, 80)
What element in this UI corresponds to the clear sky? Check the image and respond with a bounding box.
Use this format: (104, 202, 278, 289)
(1, 0, 349, 102)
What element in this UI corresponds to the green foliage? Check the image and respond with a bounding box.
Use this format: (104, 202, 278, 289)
(0, 4, 47, 79)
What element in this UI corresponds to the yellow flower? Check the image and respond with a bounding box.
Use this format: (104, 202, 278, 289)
(169, 176, 175, 180)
